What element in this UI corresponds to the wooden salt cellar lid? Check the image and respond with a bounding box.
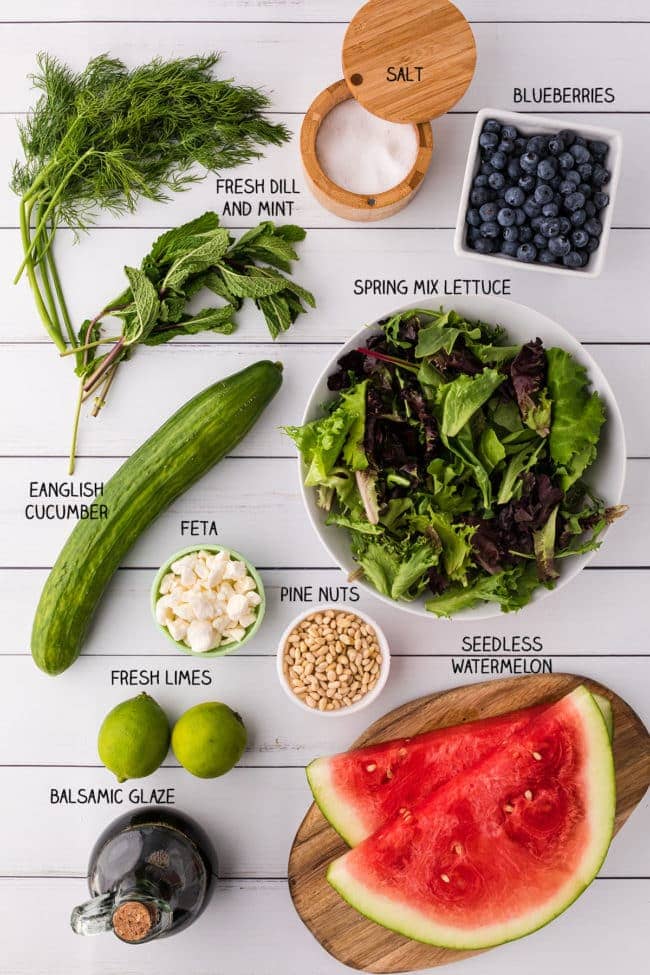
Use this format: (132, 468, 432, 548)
(342, 0, 476, 124)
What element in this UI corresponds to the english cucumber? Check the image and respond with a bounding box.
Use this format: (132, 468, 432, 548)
(31, 360, 283, 675)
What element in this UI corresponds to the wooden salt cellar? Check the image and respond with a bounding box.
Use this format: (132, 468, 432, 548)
(300, 0, 476, 221)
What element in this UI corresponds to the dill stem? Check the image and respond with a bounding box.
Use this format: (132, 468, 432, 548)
(44, 227, 79, 358)
(18, 196, 65, 352)
(68, 377, 84, 475)
(34, 206, 63, 341)
(60, 336, 122, 356)
(14, 148, 95, 282)
(82, 337, 125, 395)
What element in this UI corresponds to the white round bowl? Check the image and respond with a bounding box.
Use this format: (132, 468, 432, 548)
(298, 296, 626, 620)
(276, 605, 391, 716)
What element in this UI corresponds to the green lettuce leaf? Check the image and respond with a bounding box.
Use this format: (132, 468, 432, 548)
(283, 383, 367, 487)
(546, 347, 606, 490)
(351, 532, 440, 601)
(425, 563, 543, 618)
(439, 369, 505, 438)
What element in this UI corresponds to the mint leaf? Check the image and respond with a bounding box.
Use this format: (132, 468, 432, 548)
(122, 266, 160, 344)
(162, 228, 231, 293)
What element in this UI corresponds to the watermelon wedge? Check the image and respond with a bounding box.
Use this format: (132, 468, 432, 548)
(327, 686, 615, 950)
(308, 692, 613, 846)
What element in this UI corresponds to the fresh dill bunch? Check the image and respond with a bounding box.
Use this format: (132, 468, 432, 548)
(12, 51, 290, 356)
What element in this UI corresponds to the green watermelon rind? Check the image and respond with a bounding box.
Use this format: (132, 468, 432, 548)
(307, 691, 614, 850)
(326, 687, 616, 951)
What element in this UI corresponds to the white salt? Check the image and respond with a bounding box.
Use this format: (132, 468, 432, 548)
(316, 99, 419, 195)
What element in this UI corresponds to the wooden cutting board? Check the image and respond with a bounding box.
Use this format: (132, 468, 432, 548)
(288, 673, 650, 973)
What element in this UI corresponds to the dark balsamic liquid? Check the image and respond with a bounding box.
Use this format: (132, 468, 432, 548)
(88, 807, 216, 938)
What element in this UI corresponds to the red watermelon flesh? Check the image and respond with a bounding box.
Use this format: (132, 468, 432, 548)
(307, 700, 549, 845)
(327, 686, 615, 949)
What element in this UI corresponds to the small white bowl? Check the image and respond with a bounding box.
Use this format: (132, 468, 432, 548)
(453, 107, 623, 278)
(276, 605, 391, 717)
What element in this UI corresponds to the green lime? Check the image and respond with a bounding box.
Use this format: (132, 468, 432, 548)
(172, 702, 247, 779)
(98, 692, 170, 782)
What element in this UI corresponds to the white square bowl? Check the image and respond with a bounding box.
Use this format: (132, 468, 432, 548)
(453, 107, 623, 278)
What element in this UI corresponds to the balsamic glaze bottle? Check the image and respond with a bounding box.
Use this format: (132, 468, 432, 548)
(71, 807, 216, 944)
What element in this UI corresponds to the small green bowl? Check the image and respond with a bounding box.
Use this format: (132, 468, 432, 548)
(151, 544, 266, 657)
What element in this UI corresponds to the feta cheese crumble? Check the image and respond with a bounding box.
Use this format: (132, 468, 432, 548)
(156, 550, 261, 652)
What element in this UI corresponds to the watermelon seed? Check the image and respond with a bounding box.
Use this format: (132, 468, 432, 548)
(525, 790, 533, 801)
(398, 748, 407, 758)
(441, 874, 450, 883)
(532, 751, 542, 760)
(453, 843, 463, 855)
(366, 763, 377, 772)
(386, 768, 393, 779)
(504, 804, 514, 813)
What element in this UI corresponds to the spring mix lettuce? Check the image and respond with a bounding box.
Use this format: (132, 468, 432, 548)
(285, 308, 626, 617)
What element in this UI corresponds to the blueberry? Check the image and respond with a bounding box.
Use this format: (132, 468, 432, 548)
(539, 249, 556, 264)
(471, 187, 491, 206)
(547, 135, 565, 156)
(542, 202, 559, 217)
(588, 140, 609, 159)
(517, 243, 537, 263)
(541, 217, 561, 238)
(497, 207, 516, 227)
(474, 174, 489, 188)
(473, 237, 496, 254)
(523, 198, 541, 218)
(489, 172, 506, 191)
(571, 228, 590, 248)
(534, 183, 554, 205)
(550, 175, 562, 190)
(518, 225, 533, 243)
(527, 135, 548, 155)
(559, 180, 576, 196)
(503, 225, 519, 242)
(514, 137, 528, 154)
(501, 240, 519, 257)
(571, 209, 587, 227)
(592, 165, 611, 187)
(479, 202, 499, 221)
(479, 131, 499, 150)
(532, 233, 546, 249)
(564, 191, 586, 212)
(584, 217, 603, 237)
(491, 151, 508, 171)
(563, 250, 583, 268)
(507, 159, 522, 180)
(501, 124, 518, 141)
(585, 200, 597, 217)
(559, 129, 577, 147)
(530, 217, 543, 232)
(548, 235, 571, 257)
(570, 143, 591, 164)
(467, 226, 482, 241)
(518, 174, 536, 192)
(559, 217, 572, 235)
(505, 186, 525, 207)
(558, 152, 575, 170)
(498, 138, 515, 154)
(593, 191, 610, 209)
(480, 161, 494, 175)
(537, 158, 557, 181)
(578, 183, 593, 198)
(586, 236, 600, 253)
(484, 119, 502, 134)
(520, 151, 539, 174)
(466, 208, 482, 227)
(578, 162, 593, 181)
(480, 220, 501, 238)
(566, 170, 581, 186)
(574, 136, 587, 147)
(514, 207, 527, 226)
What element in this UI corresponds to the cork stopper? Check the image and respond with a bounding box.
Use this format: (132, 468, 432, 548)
(112, 901, 156, 943)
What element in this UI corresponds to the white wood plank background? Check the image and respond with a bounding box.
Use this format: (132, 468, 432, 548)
(1, 2, 649, 974)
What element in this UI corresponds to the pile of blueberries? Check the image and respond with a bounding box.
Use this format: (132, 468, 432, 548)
(464, 118, 611, 268)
